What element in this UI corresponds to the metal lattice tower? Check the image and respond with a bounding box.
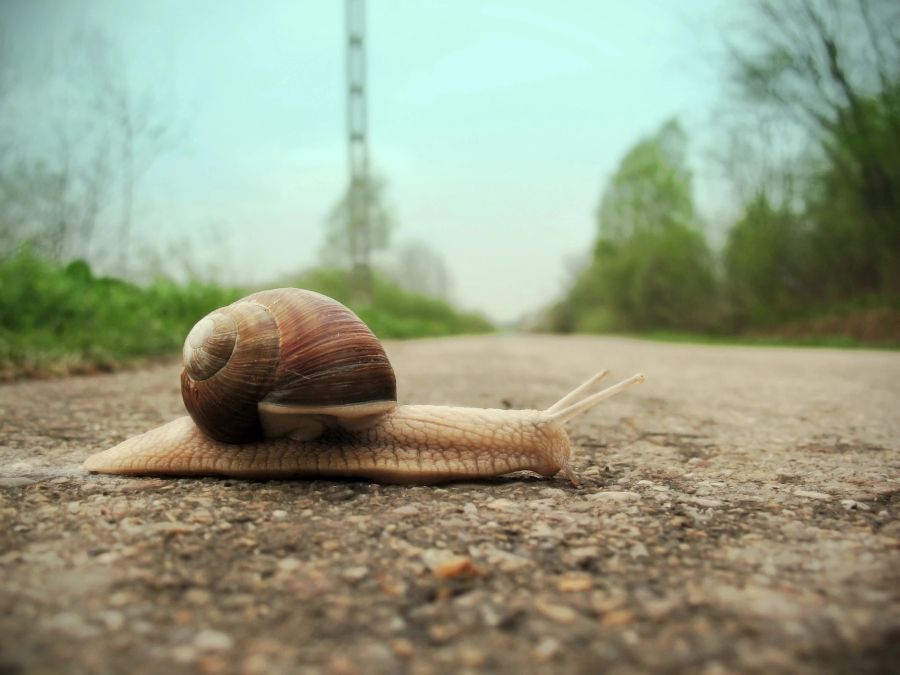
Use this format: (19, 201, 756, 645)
(345, 0, 372, 304)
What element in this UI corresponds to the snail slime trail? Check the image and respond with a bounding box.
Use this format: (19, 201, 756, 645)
(84, 288, 645, 484)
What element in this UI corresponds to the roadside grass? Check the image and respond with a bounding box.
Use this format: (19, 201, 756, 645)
(0, 252, 493, 381)
(632, 302, 900, 350)
(629, 330, 900, 350)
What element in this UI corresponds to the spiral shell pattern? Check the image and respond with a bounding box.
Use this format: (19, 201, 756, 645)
(180, 288, 397, 443)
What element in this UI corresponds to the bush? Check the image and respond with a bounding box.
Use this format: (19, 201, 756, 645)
(291, 267, 493, 339)
(0, 250, 243, 377)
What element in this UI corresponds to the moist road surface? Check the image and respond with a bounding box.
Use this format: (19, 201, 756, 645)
(1, 335, 898, 674)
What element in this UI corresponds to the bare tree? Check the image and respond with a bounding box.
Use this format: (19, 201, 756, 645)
(78, 32, 173, 272)
(0, 30, 171, 268)
(386, 240, 452, 300)
(720, 0, 900, 291)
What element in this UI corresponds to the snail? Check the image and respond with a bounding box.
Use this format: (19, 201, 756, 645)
(83, 288, 644, 484)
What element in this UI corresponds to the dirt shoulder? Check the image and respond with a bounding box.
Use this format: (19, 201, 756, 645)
(1, 335, 898, 674)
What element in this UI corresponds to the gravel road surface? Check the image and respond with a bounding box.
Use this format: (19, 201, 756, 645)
(1, 335, 898, 674)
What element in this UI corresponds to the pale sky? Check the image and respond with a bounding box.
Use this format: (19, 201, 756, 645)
(3, 0, 731, 323)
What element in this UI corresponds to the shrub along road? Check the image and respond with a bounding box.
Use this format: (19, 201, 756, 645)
(0, 335, 898, 673)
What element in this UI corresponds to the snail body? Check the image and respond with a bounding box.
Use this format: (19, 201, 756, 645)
(84, 288, 644, 484)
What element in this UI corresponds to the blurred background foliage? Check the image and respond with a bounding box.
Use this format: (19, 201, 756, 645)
(1, 0, 899, 379)
(543, 0, 899, 343)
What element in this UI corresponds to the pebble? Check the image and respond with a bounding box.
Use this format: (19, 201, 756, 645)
(840, 499, 870, 511)
(277, 557, 302, 572)
(681, 495, 723, 508)
(556, 575, 593, 592)
(193, 629, 234, 651)
(586, 490, 641, 503)
(533, 637, 561, 661)
(793, 490, 832, 501)
(534, 598, 578, 624)
(341, 566, 369, 582)
(392, 504, 420, 516)
(630, 542, 650, 559)
(98, 610, 124, 631)
(480, 546, 532, 572)
(540, 487, 567, 499)
(433, 556, 479, 579)
(271, 509, 288, 519)
(486, 498, 520, 511)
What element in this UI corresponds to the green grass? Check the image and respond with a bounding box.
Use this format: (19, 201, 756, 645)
(0, 252, 493, 380)
(290, 267, 493, 339)
(0, 252, 244, 378)
(628, 330, 899, 350)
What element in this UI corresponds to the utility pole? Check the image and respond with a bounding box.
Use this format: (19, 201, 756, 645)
(345, 0, 372, 305)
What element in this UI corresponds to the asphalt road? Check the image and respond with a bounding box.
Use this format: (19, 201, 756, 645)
(1, 335, 898, 674)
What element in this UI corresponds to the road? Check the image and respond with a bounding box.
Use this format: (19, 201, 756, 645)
(1, 335, 898, 674)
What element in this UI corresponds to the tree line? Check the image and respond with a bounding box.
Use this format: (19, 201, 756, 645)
(546, 0, 899, 341)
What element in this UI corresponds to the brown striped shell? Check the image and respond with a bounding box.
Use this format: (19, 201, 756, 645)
(180, 288, 397, 444)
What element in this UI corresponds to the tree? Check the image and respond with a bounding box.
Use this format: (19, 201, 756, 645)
(566, 119, 717, 332)
(596, 119, 694, 241)
(386, 240, 452, 300)
(725, 0, 900, 295)
(723, 193, 812, 327)
(0, 30, 172, 271)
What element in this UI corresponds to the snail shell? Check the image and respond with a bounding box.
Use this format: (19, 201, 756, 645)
(180, 288, 397, 443)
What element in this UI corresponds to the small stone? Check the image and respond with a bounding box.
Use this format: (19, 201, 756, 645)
(530, 522, 561, 540)
(533, 637, 560, 661)
(172, 645, 198, 663)
(568, 546, 600, 561)
(150, 522, 195, 534)
(277, 557, 302, 572)
(391, 639, 414, 657)
(184, 589, 212, 605)
(630, 542, 649, 558)
(540, 487, 567, 499)
(681, 495, 723, 508)
(534, 598, 578, 624)
(433, 556, 479, 579)
(481, 546, 532, 572)
(99, 610, 124, 631)
(271, 509, 288, 519)
(586, 490, 641, 503)
(193, 629, 233, 651)
(392, 504, 420, 516)
(458, 646, 486, 667)
(421, 548, 455, 570)
(556, 575, 593, 592)
(341, 566, 369, 582)
(427, 623, 460, 643)
(600, 609, 635, 626)
(463, 502, 478, 516)
(486, 498, 519, 511)
(793, 490, 832, 501)
(840, 499, 870, 511)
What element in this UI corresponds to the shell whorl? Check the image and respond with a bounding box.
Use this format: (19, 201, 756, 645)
(180, 288, 397, 444)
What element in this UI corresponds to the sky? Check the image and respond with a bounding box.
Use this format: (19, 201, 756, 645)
(3, 0, 731, 323)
